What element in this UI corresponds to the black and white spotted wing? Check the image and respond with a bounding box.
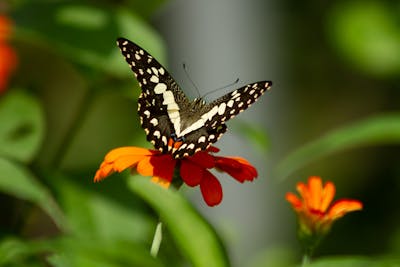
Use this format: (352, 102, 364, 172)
(117, 37, 272, 159)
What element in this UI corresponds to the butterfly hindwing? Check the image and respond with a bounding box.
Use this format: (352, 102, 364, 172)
(117, 37, 272, 159)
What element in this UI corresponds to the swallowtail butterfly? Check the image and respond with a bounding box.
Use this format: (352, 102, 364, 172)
(117, 38, 272, 159)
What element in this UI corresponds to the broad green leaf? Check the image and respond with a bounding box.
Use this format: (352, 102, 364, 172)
(0, 90, 45, 163)
(51, 175, 154, 243)
(13, 3, 166, 77)
(128, 176, 230, 267)
(275, 113, 400, 180)
(0, 236, 164, 267)
(0, 237, 55, 266)
(46, 237, 164, 267)
(305, 256, 400, 267)
(0, 158, 67, 231)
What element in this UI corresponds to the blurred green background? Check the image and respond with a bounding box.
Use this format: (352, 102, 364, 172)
(1, 0, 400, 267)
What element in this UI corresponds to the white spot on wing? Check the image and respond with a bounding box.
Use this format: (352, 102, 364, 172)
(162, 91, 175, 105)
(162, 136, 168, 145)
(150, 75, 159, 83)
(198, 136, 206, 143)
(150, 118, 158, 126)
(218, 103, 226, 115)
(187, 143, 195, 150)
(154, 83, 167, 94)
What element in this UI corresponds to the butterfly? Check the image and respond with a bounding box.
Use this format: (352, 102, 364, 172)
(117, 37, 272, 159)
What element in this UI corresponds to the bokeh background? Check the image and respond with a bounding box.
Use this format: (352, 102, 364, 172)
(1, 0, 400, 266)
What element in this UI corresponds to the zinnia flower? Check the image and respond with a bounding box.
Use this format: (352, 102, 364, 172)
(95, 146, 257, 206)
(0, 15, 17, 94)
(286, 176, 363, 251)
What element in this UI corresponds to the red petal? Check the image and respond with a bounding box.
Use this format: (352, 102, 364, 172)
(150, 154, 176, 182)
(188, 150, 216, 169)
(200, 171, 223, 206)
(207, 146, 220, 153)
(180, 159, 204, 186)
(215, 156, 257, 183)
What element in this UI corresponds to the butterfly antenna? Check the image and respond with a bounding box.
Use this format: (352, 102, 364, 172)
(202, 78, 240, 98)
(183, 63, 201, 98)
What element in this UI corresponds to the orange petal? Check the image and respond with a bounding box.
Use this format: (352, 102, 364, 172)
(321, 181, 335, 212)
(296, 182, 309, 206)
(137, 155, 155, 176)
(104, 147, 153, 163)
(94, 162, 114, 182)
(285, 192, 303, 210)
(94, 146, 154, 182)
(328, 199, 363, 221)
(308, 176, 323, 210)
(151, 176, 171, 188)
(200, 170, 223, 207)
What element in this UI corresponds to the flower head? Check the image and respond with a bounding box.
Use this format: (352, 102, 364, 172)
(286, 176, 363, 250)
(0, 15, 17, 94)
(95, 146, 257, 206)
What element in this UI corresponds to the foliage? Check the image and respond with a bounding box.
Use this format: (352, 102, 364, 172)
(1, 0, 399, 266)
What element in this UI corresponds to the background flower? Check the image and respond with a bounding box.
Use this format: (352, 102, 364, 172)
(286, 176, 363, 253)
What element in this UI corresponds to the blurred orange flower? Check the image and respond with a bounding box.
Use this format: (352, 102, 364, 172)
(286, 176, 363, 249)
(0, 15, 17, 94)
(95, 146, 257, 206)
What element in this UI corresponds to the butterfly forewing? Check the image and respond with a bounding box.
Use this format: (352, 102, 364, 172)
(117, 37, 272, 159)
(204, 81, 272, 130)
(117, 38, 190, 153)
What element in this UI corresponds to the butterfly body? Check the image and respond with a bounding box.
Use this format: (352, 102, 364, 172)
(117, 37, 272, 158)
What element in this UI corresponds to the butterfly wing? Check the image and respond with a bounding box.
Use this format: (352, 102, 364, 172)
(204, 81, 272, 129)
(172, 81, 272, 158)
(117, 38, 190, 153)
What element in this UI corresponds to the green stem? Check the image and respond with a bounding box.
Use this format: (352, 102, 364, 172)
(302, 253, 311, 266)
(51, 87, 93, 168)
(150, 221, 163, 257)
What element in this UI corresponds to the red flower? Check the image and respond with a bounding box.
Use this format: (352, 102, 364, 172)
(95, 146, 257, 206)
(286, 176, 363, 249)
(0, 15, 17, 94)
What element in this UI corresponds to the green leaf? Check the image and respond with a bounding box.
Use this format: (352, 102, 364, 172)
(328, 1, 400, 77)
(305, 256, 400, 267)
(0, 237, 50, 267)
(13, 3, 166, 77)
(0, 158, 67, 231)
(128, 176, 230, 267)
(275, 113, 400, 180)
(46, 237, 164, 267)
(52, 175, 154, 242)
(0, 90, 45, 163)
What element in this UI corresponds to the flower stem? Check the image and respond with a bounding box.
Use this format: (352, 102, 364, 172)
(302, 253, 311, 266)
(150, 221, 163, 257)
